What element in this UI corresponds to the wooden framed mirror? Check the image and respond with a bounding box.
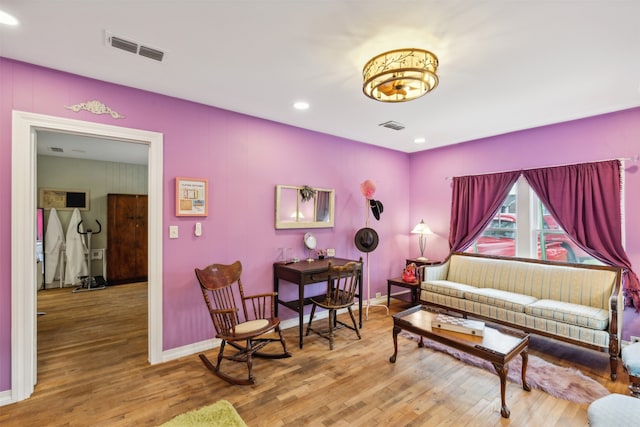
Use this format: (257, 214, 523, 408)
(275, 185, 335, 229)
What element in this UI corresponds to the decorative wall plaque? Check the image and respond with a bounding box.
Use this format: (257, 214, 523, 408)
(65, 100, 125, 119)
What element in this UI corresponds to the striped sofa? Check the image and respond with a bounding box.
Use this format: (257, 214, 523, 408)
(419, 252, 623, 380)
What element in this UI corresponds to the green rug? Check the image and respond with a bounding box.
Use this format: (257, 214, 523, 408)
(159, 400, 247, 427)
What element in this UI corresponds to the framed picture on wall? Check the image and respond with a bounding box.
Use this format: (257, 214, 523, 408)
(176, 177, 208, 216)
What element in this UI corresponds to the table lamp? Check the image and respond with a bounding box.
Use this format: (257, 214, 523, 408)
(411, 219, 433, 261)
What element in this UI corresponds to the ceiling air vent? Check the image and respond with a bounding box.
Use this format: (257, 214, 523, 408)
(139, 45, 164, 62)
(379, 120, 405, 131)
(110, 36, 138, 54)
(105, 31, 165, 62)
(49, 147, 64, 153)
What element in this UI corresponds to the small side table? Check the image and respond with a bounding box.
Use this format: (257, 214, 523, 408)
(387, 277, 420, 307)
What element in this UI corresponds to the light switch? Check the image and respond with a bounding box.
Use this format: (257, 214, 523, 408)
(169, 225, 179, 239)
(195, 222, 202, 237)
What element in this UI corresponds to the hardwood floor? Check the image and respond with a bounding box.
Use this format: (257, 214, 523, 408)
(0, 283, 630, 426)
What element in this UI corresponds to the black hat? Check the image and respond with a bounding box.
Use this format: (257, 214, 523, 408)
(354, 227, 379, 253)
(369, 199, 384, 221)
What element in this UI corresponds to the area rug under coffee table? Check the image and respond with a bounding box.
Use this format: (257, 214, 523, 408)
(158, 399, 247, 427)
(400, 330, 610, 404)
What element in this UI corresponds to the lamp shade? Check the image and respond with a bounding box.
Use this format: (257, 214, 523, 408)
(411, 219, 433, 235)
(363, 48, 439, 102)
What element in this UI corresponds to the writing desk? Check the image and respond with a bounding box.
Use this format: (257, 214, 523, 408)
(273, 257, 362, 348)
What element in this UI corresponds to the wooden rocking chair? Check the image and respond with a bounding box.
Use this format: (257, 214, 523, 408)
(195, 261, 291, 385)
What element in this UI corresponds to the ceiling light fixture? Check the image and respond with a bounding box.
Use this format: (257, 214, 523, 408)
(293, 101, 310, 110)
(362, 48, 439, 102)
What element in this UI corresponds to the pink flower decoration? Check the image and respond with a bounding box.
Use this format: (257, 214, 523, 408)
(360, 179, 376, 199)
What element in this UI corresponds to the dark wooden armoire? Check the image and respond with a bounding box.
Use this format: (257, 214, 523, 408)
(107, 194, 148, 285)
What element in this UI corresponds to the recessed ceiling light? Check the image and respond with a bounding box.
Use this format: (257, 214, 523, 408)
(414, 137, 426, 144)
(293, 101, 310, 110)
(0, 10, 19, 26)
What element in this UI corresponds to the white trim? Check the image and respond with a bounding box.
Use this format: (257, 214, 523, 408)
(9, 111, 163, 404)
(620, 159, 626, 249)
(158, 301, 383, 363)
(0, 390, 11, 407)
(161, 338, 221, 363)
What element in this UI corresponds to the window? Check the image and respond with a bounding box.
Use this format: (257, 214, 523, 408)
(467, 176, 601, 265)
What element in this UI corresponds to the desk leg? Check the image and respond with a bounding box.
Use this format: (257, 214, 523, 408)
(358, 273, 363, 327)
(273, 274, 279, 317)
(298, 281, 305, 349)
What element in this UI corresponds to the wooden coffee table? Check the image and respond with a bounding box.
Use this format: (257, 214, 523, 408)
(390, 305, 531, 418)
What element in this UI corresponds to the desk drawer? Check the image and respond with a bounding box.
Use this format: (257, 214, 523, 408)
(303, 272, 329, 284)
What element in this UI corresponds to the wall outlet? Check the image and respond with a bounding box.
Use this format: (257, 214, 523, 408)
(631, 336, 640, 343)
(375, 292, 381, 298)
(90, 249, 103, 260)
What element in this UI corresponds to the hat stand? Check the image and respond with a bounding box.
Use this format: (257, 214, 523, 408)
(362, 198, 389, 320)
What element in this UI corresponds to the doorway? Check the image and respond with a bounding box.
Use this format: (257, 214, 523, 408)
(11, 111, 164, 403)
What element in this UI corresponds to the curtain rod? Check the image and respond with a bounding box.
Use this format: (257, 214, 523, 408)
(444, 155, 638, 181)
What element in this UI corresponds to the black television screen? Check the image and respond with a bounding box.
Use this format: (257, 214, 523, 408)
(66, 192, 86, 208)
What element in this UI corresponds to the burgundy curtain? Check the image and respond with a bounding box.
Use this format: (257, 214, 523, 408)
(522, 160, 640, 309)
(449, 171, 520, 252)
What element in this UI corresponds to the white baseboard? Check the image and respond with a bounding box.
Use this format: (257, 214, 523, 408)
(159, 306, 337, 363)
(160, 338, 221, 363)
(157, 296, 393, 364)
(0, 389, 13, 407)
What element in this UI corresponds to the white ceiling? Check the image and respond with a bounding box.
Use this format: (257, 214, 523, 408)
(36, 130, 149, 165)
(2, 0, 640, 159)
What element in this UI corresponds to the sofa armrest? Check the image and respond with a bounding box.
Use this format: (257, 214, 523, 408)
(420, 260, 450, 282)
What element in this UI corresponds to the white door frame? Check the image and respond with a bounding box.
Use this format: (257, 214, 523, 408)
(10, 111, 164, 403)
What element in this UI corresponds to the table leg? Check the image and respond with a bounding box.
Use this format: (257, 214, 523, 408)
(358, 271, 363, 327)
(273, 274, 279, 317)
(389, 325, 400, 363)
(492, 362, 510, 418)
(521, 348, 531, 391)
(298, 280, 305, 349)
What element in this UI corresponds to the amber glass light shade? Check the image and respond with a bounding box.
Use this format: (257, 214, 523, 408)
(363, 48, 439, 102)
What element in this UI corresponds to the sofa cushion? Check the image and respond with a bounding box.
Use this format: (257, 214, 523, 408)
(422, 280, 478, 299)
(463, 288, 538, 313)
(525, 299, 609, 330)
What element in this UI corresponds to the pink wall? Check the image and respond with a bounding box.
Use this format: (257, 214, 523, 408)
(0, 58, 411, 392)
(409, 107, 640, 272)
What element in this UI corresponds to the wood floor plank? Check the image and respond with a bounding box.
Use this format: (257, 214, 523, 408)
(0, 283, 631, 426)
